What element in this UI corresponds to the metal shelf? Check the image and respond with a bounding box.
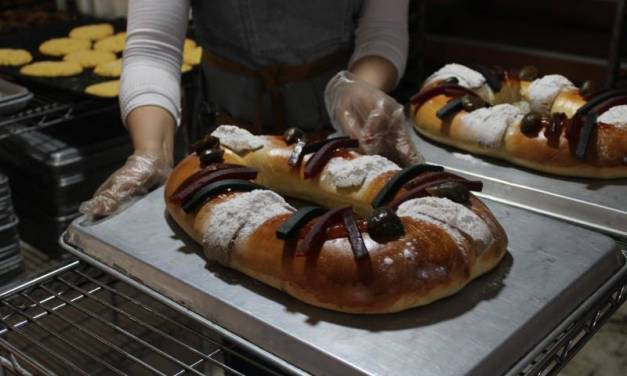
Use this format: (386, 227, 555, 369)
(0, 259, 287, 375)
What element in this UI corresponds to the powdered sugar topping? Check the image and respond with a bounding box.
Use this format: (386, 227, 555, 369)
(459, 104, 525, 148)
(382, 257, 394, 268)
(526, 75, 575, 114)
(211, 125, 264, 154)
(396, 197, 493, 254)
(320, 155, 400, 189)
(424, 63, 486, 89)
(202, 190, 294, 263)
(597, 105, 627, 129)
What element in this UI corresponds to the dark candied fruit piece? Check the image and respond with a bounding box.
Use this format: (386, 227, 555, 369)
(371, 164, 444, 208)
(276, 206, 326, 240)
(192, 135, 220, 154)
(171, 166, 257, 205)
(443, 77, 459, 85)
(410, 85, 479, 110)
(287, 136, 346, 167)
(518, 65, 539, 81)
(182, 179, 263, 213)
(367, 208, 405, 242)
(461, 95, 487, 112)
(297, 206, 350, 255)
(199, 147, 224, 166)
(520, 112, 543, 135)
(471, 64, 502, 92)
(425, 181, 470, 203)
(342, 210, 369, 259)
(283, 127, 305, 145)
(404, 171, 466, 190)
(303, 138, 359, 179)
(387, 179, 483, 210)
(575, 112, 597, 160)
(579, 80, 599, 99)
(436, 97, 464, 120)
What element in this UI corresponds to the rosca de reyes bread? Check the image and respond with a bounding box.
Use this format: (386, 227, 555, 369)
(411, 63, 627, 178)
(165, 125, 508, 314)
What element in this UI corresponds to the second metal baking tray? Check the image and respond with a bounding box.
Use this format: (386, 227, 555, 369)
(408, 123, 627, 240)
(64, 187, 625, 376)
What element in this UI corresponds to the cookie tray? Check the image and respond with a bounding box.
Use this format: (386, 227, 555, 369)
(409, 124, 627, 240)
(62, 187, 626, 376)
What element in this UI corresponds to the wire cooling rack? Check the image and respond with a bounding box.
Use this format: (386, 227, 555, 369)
(0, 259, 288, 375)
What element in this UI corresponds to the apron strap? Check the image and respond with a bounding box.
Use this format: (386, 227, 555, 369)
(202, 48, 351, 134)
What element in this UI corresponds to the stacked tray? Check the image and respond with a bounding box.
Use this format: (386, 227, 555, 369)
(0, 173, 24, 280)
(0, 78, 32, 115)
(0, 111, 131, 254)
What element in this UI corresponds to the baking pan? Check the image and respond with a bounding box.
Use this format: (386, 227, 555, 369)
(64, 187, 624, 376)
(408, 123, 627, 240)
(0, 78, 32, 115)
(0, 18, 126, 99)
(0, 18, 198, 99)
(0, 119, 131, 183)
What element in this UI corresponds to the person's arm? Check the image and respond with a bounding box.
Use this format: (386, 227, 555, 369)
(348, 0, 409, 92)
(80, 0, 189, 217)
(324, 0, 421, 167)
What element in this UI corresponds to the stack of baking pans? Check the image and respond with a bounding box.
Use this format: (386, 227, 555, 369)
(0, 111, 131, 254)
(0, 173, 24, 280)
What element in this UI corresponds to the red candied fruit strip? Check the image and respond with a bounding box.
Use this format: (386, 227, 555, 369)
(303, 138, 359, 179)
(171, 166, 257, 204)
(387, 179, 483, 210)
(296, 206, 350, 256)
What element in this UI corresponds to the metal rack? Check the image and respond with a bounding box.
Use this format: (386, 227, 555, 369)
(0, 259, 287, 375)
(0, 92, 117, 141)
(509, 250, 627, 376)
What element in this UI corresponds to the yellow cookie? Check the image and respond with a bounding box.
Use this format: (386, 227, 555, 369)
(94, 59, 122, 77)
(181, 63, 192, 73)
(39, 38, 91, 56)
(69, 23, 114, 41)
(183, 38, 196, 53)
(94, 32, 126, 53)
(85, 80, 120, 97)
(20, 61, 83, 77)
(183, 46, 202, 66)
(0, 49, 33, 66)
(64, 50, 117, 68)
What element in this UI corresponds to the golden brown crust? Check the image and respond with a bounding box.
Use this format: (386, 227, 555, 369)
(165, 142, 508, 314)
(412, 77, 627, 178)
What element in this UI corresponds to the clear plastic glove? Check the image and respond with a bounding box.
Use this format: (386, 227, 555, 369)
(79, 152, 171, 218)
(325, 70, 423, 167)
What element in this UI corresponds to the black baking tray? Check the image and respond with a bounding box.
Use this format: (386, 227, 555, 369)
(0, 18, 199, 99)
(0, 18, 127, 99)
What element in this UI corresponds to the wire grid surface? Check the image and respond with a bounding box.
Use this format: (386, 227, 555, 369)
(0, 93, 116, 141)
(0, 260, 286, 376)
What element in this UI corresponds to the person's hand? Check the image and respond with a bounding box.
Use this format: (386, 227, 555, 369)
(79, 151, 171, 217)
(324, 70, 423, 167)
(80, 105, 175, 218)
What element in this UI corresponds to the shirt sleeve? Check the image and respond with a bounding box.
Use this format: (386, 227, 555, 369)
(349, 0, 410, 87)
(119, 0, 190, 127)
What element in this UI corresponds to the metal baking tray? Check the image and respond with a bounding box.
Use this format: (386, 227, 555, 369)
(408, 123, 627, 240)
(0, 18, 126, 99)
(63, 187, 625, 376)
(0, 78, 32, 115)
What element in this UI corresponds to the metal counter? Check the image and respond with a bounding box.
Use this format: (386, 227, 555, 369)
(408, 125, 627, 240)
(64, 188, 625, 376)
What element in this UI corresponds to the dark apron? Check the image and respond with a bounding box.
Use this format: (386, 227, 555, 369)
(191, 0, 363, 134)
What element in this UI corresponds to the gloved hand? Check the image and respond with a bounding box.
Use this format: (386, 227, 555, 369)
(325, 70, 423, 167)
(79, 151, 172, 217)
